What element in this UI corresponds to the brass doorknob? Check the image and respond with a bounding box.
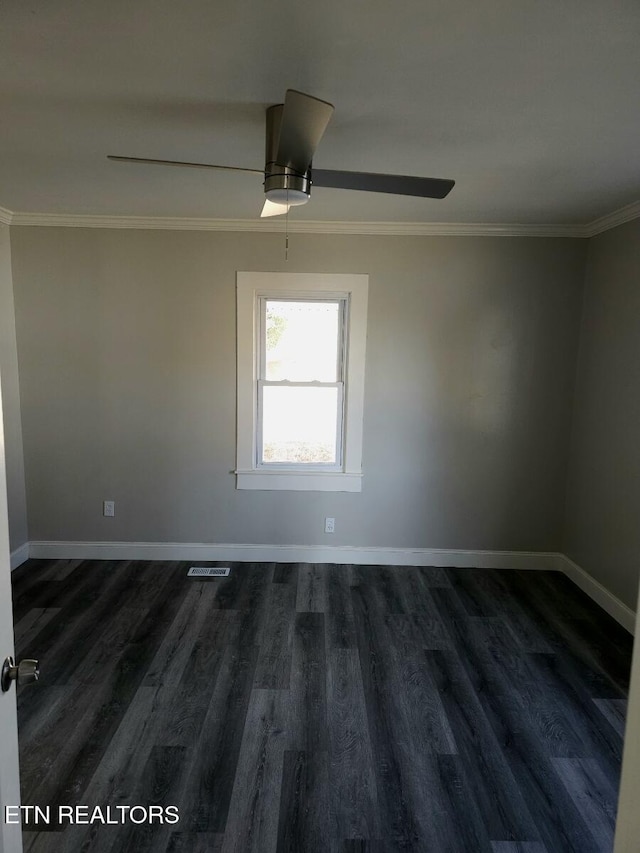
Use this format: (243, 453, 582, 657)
(1, 656, 40, 692)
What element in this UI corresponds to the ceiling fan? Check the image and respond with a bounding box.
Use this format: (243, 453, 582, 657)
(108, 89, 455, 217)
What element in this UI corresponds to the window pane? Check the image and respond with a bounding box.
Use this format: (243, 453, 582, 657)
(262, 386, 339, 464)
(265, 300, 340, 382)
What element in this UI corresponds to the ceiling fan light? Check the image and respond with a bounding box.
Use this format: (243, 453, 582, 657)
(265, 187, 309, 206)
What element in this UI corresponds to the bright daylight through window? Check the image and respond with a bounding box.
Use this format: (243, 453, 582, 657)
(236, 273, 368, 491)
(260, 299, 345, 467)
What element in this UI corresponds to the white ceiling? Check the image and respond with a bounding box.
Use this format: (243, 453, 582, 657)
(1, 0, 639, 225)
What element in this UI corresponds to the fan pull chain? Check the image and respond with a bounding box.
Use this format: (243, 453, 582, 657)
(285, 190, 289, 261)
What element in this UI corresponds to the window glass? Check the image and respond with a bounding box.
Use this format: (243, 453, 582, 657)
(261, 386, 339, 465)
(264, 300, 340, 382)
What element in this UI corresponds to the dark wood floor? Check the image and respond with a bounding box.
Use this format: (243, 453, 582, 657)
(11, 559, 632, 853)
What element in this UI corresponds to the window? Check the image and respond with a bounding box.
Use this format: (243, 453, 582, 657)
(236, 273, 368, 491)
(259, 297, 346, 468)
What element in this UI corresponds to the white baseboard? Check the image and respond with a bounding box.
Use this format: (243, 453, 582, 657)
(10, 542, 30, 570)
(19, 540, 636, 633)
(26, 540, 562, 570)
(556, 554, 636, 635)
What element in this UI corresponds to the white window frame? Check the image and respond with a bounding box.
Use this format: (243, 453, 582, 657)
(236, 272, 368, 491)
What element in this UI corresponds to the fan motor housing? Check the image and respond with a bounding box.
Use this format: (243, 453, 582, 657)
(263, 164, 311, 204)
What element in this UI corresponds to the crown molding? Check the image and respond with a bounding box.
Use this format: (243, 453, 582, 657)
(582, 200, 640, 238)
(6, 210, 587, 237)
(1, 199, 638, 236)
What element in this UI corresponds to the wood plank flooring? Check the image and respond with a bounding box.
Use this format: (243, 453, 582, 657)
(10, 560, 632, 852)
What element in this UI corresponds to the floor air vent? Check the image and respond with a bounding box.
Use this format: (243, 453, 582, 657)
(187, 567, 231, 578)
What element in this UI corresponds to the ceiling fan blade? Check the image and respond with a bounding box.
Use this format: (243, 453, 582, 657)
(312, 169, 455, 199)
(260, 199, 291, 218)
(276, 90, 334, 173)
(107, 155, 263, 175)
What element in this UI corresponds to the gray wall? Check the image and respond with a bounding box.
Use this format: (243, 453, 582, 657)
(10, 226, 586, 551)
(0, 224, 28, 553)
(564, 218, 640, 611)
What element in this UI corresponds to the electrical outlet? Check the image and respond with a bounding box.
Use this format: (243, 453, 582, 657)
(325, 517, 335, 534)
(103, 500, 115, 517)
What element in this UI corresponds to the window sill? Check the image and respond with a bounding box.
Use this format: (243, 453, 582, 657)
(235, 470, 362, 492)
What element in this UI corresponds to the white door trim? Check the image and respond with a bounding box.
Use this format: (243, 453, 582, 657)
(0, 368, 23, 852)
